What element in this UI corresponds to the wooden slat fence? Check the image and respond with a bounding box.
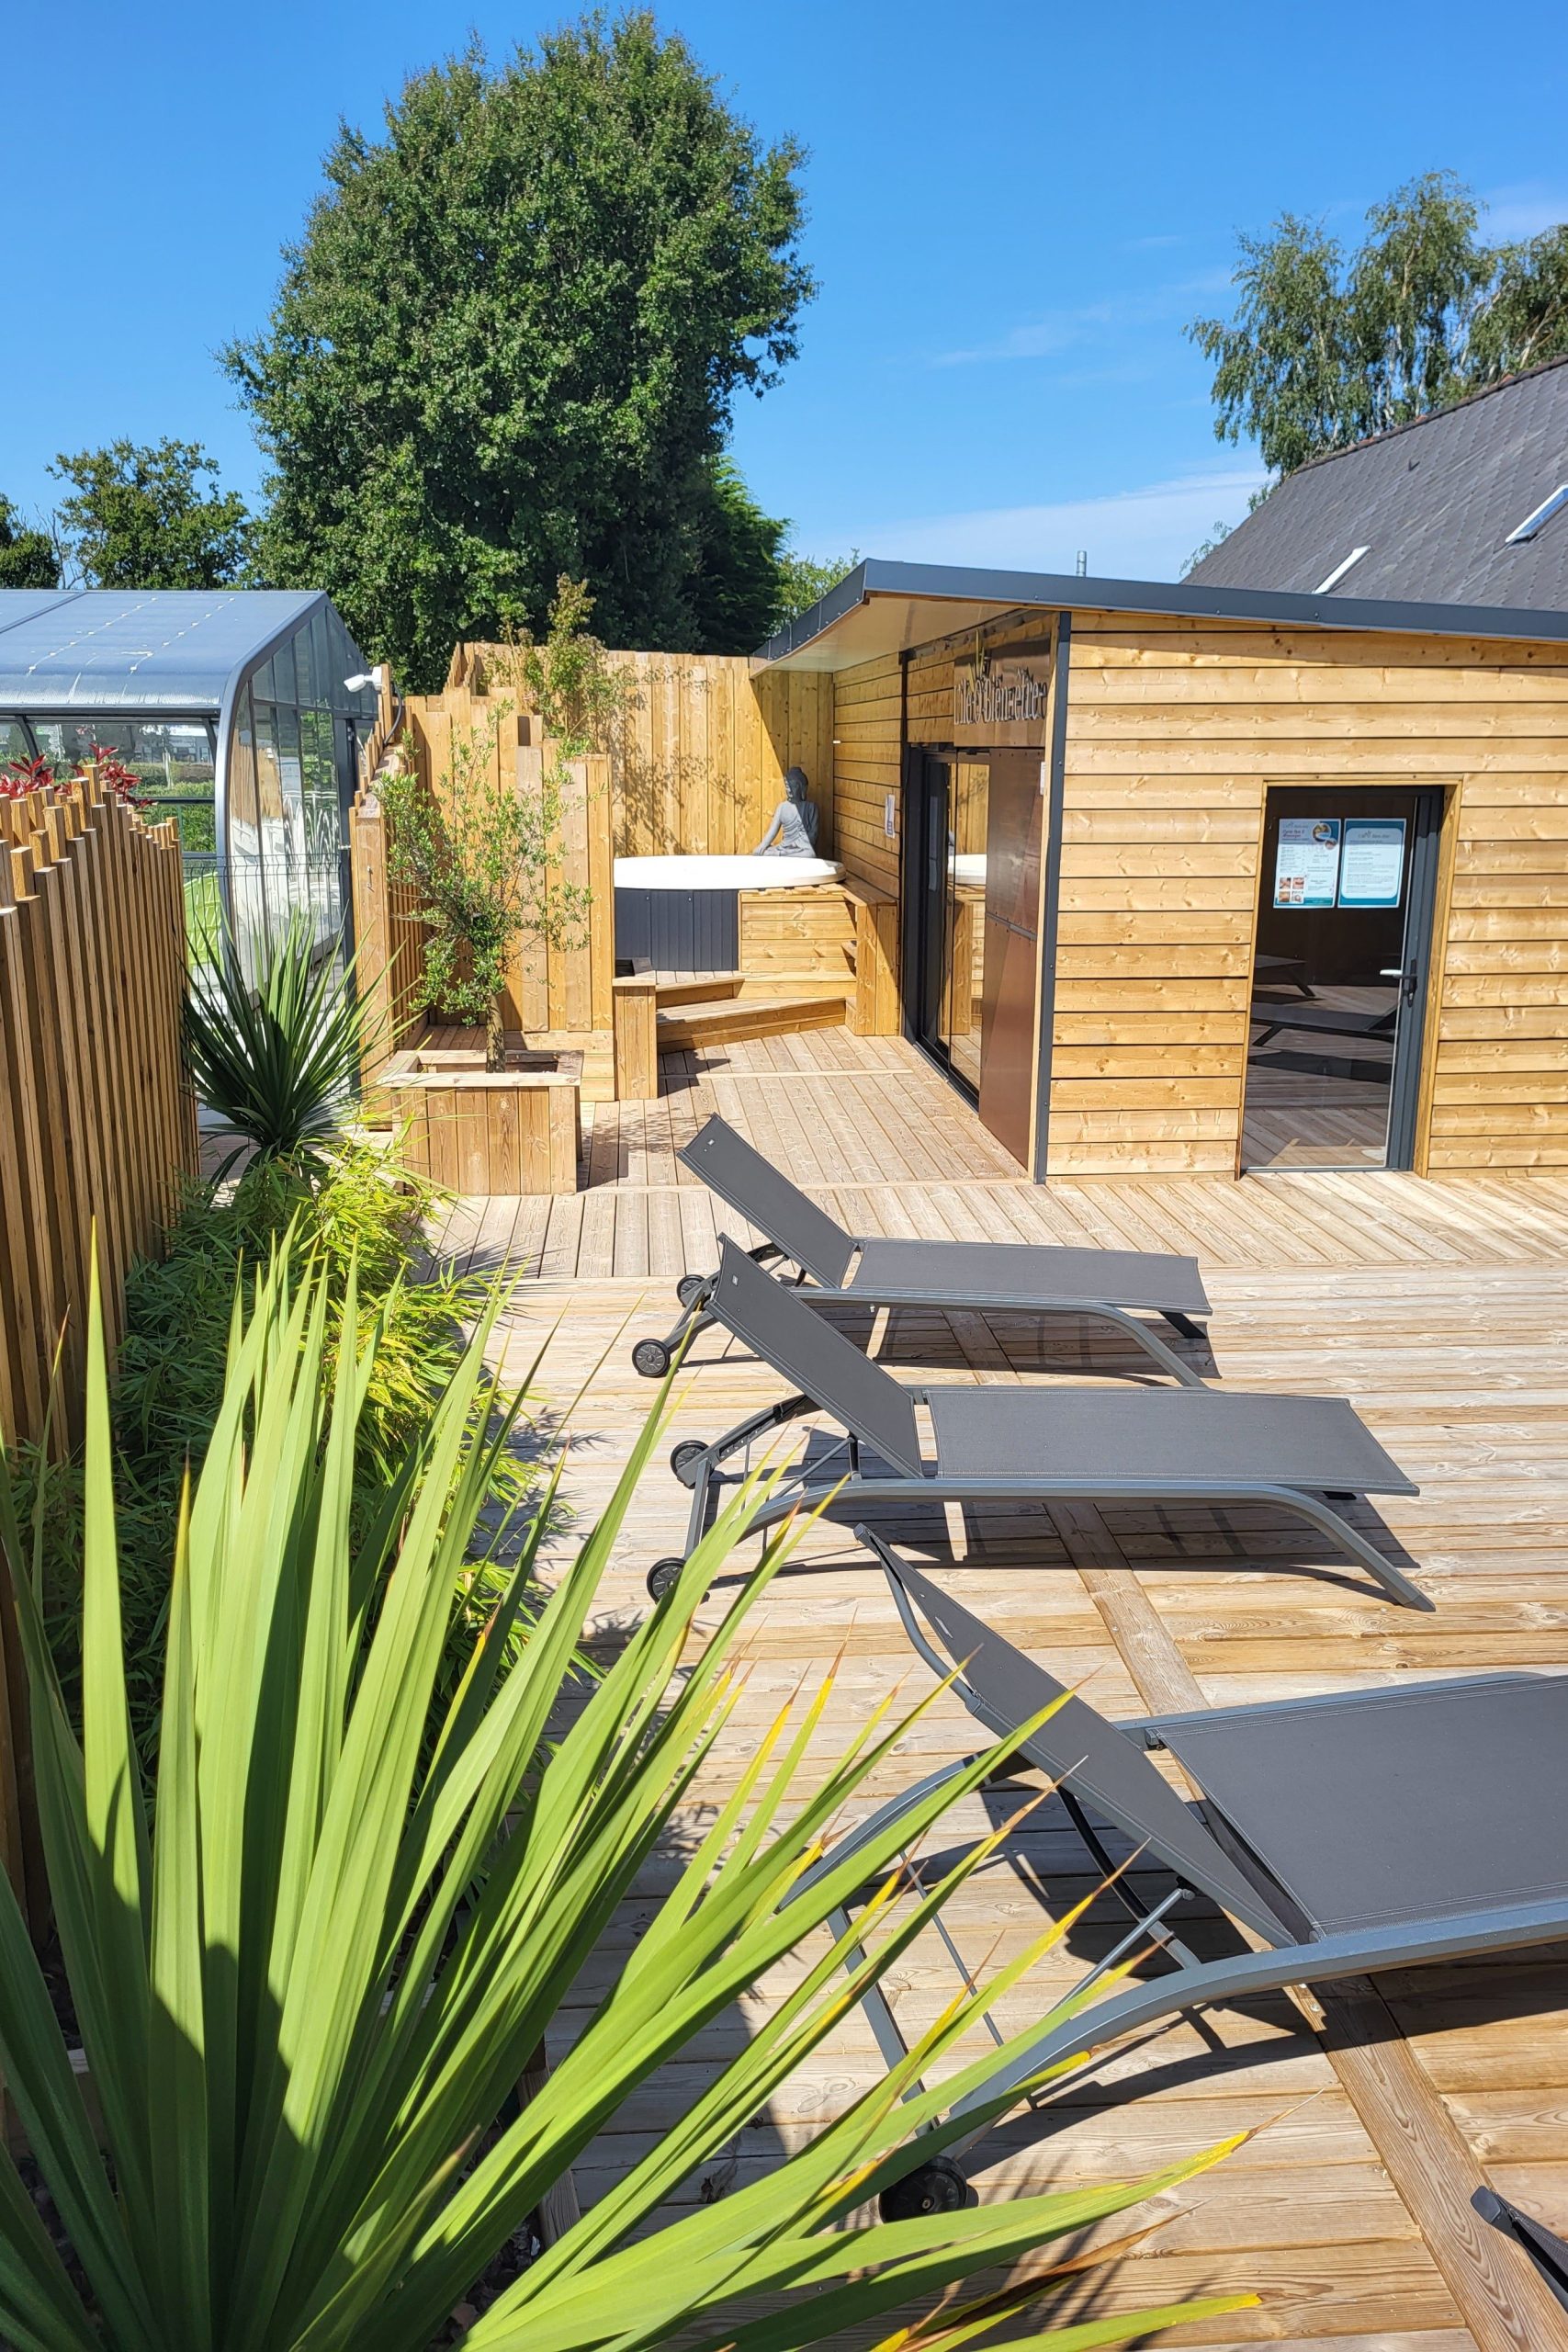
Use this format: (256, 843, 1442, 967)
(394, 693, 615, 1037)
(0, 774, 197, 1448)
(349, 779, 431, 1087)
(0, 774, 197, 1922)
(444, 645, 836, 862)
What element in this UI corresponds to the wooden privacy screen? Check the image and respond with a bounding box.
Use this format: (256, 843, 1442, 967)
(444, 645, 836, 861)
(349, 781, 432, 1084)
(396, 689, 614, 1039)
(0, 776, 197, 1450)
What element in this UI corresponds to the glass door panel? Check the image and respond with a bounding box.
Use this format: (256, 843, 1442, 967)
(942, 760, 988, 1089)
(1242, 786, 1438, 1171)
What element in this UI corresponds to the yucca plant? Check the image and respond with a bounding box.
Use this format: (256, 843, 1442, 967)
(184, 914, 372, 1172)
(0, 1240, 1255, 2352)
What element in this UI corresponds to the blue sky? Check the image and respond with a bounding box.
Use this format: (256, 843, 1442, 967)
(6, 0, 1567, 583)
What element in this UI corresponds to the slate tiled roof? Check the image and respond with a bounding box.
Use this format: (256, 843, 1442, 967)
(1186, 357, 1568, 609)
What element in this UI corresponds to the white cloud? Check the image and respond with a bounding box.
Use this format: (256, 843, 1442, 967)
(831, 464, 1269, 583)
(933, 270, 1231, 367)
(1481, 181, 1568, 242)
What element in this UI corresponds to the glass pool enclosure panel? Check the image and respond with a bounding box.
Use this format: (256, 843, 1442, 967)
(0, 589, 377, 984)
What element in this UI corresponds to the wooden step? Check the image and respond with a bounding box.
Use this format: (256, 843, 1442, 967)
(656, 993, 850, 1052)
(654, 972, 745, 1008)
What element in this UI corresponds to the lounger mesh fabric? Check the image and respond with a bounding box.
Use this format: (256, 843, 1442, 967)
(849, 1238, 1209, 1311)
(869, 1531, 1568, 1946)
(927, 1386, 1416, 1493)
(680, 1117, 855, 1285)
(880, 1547, 1291, 1938)
(1150, 1677, 1568, 1933)
(709, 1240, 924, 1476)
(696, 1238, 1427, 1610)
(679, 1115, 1207, 1310)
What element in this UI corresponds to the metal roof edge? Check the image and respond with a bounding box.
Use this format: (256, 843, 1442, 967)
(752, 556, 1568, 665)
(756, 560, 873, 662)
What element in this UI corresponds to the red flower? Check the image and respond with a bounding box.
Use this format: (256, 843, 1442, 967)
(0, 754, 55, 799)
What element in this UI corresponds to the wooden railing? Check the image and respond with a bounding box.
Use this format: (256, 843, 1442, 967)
(0, 775, 197, 1449)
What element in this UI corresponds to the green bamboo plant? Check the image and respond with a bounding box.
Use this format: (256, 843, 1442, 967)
(0, 1239, 1255, 2352)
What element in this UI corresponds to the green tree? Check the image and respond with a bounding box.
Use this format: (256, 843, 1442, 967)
(1189, 172, 1568, 478)
(0, 493, 58, 589)
(774, 540, 861, 624)
(51, 438, 254, 589)
(226, 15, 814, 689)
(689, 455, 788, 651)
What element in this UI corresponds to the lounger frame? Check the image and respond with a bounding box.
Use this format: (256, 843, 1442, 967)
(653, 1238, 1430, 1613)
(636, 1115, 1210, 1387)
(806, 1528, 1567, 2202)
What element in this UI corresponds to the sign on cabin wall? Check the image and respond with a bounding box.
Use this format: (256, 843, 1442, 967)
(952, 652, 1052, 747)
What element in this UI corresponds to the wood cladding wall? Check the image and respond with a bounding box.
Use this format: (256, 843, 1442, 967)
(829, 652, 902, 899)
(829, 605, 1568, 1180)
(1055, 615, 1568, 1176)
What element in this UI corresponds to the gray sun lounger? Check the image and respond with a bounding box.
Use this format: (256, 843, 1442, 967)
(632, 1114, 1212, 1386)
(803, 1527, 1566, 2219)
(644, 1235, 1427, 1611)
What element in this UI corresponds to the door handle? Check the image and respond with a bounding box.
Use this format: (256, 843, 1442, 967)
(1380, 963, 1418, 1001)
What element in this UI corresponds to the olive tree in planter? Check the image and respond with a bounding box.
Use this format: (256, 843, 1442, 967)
(378, 709, 588, 1076)
(375, 583, 631, 1193)
(378, 578, 627, 1075)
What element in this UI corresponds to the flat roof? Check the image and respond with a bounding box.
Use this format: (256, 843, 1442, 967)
(754, 556, 1568, 670)
(0, 587, 326, 711)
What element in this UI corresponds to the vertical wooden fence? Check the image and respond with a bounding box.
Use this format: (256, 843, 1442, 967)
(349, 779, 431, 1089)
(0, 775, 197, 1446)
(394, 695, 615, 1040)
(443, 645, 837, 863)
(0, 773, 197, 1918)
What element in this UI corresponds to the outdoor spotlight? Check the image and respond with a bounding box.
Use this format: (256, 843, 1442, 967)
(344, 667, 384, 693)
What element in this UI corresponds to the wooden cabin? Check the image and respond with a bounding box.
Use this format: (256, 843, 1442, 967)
(757, 561, 1568, 1181)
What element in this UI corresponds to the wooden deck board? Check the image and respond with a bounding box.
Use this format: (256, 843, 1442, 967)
(431, 1025, 1568, 2346)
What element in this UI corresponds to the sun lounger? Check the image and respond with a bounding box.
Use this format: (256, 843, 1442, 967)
(643, 1235, 1427, 1611)
(631, 1114, 1212, 1386)
(805, 1525, 1564, 2217)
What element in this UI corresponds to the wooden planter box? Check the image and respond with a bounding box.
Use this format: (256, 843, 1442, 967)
(380, 1034, 581, 1194)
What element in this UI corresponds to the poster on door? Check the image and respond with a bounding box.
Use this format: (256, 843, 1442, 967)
(1273, 817, 1342, 908)
(1338, 817, 1406, 908)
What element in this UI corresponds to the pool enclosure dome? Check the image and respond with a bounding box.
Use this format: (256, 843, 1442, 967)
(0, 587, 380, 976)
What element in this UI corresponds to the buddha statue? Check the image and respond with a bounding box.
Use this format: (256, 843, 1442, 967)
(755, 765, 819, 858)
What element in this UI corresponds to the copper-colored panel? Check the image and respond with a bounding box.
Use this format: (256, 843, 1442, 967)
(978, 751, 1043, 1168)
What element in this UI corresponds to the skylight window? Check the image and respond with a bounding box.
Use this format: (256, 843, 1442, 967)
(1504, 484, 1568, 545)
(1314, 547, 1370, 594)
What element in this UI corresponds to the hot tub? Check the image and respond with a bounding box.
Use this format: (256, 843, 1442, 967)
(613, 854, 843, 971)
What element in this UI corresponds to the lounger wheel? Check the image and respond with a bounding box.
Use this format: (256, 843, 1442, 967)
(670, 1438, 707, 1487)
(877, 2156, 968, 2222)
(647, 1556, 685, 1602)
(633, 1338, 671, 1380)
(676, 1273, 707, 1308)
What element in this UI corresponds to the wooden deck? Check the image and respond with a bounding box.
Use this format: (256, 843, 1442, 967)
(433, 1028, 1568, 2349)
